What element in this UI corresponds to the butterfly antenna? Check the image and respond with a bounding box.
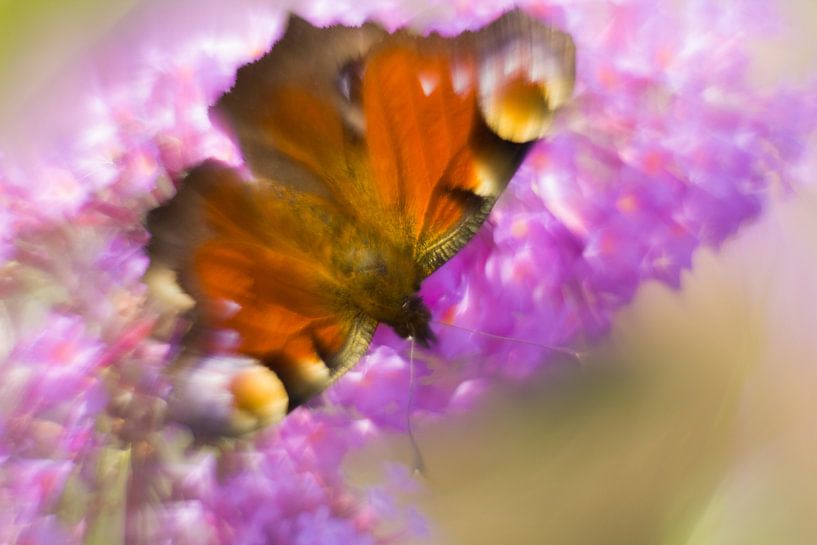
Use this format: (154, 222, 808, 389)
(407, 337, 427, 476)
(431, 320, 586, 365)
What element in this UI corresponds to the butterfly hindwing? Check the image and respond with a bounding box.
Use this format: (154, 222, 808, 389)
(147, 161, 377, 406)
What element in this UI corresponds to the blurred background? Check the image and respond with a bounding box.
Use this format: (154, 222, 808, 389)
(1, 1, 816, 544)
(352, 2, 817, 543)
(351, 191, 817, 545)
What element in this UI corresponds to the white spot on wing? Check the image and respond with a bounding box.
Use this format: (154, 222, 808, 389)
(419, 72, 439, 96)
(452, 64, 472, 95)
(473, 159, 500, 198)
(503, 53, 522, 77)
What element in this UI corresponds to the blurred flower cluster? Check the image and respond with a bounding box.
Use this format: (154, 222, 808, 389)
(0, 0, 814, 543)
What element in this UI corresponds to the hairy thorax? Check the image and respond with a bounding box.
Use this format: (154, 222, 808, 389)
(330, 218, 434, 345)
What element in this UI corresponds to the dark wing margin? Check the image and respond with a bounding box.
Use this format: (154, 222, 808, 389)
(325, 314, 378, 386)
(211, 14, 388, 214)
(415, 115, 540, 277)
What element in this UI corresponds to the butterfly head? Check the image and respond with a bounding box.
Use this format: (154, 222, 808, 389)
(391, 295, 435, 347)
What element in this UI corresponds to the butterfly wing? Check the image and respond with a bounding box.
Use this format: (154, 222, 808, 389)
(212, 15, 385, 215)
(214, 12, 573, 274)
(147, 160, 377, 407)
(356, 11, 575, 275)
(147, 11, 575, 419)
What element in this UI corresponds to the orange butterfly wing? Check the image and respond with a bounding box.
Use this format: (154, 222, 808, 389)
(356, 13, 575, 274)
(363, 44, 478, 233)
(148, 160, 376, 405)
(147, 11, 575, 419)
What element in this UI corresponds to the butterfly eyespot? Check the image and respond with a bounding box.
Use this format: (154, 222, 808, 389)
(481, 74, 553, 143)
(230, 366, 289, 424)
(337, 59, 365, 103)
(167, 354, 288, 437)
(277, 358, 331, 400)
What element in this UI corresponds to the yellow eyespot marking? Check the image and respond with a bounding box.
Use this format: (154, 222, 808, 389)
(230, 366, 289, 423)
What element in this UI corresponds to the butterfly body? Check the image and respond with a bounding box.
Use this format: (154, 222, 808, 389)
(147, 10, 575, 430)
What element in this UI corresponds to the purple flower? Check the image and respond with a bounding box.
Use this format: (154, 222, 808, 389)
(1, 0, 815, 544)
